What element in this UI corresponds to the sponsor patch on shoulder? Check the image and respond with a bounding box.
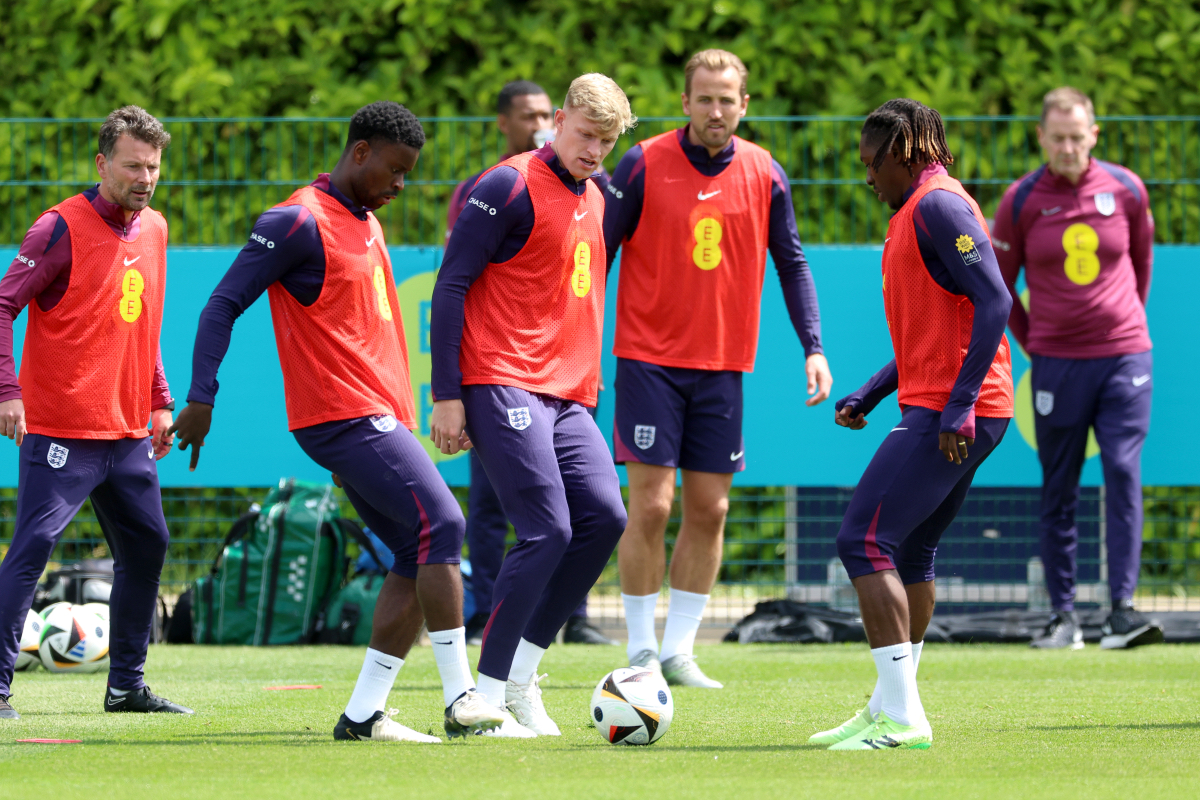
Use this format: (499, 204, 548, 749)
(955, 234, 982, 265)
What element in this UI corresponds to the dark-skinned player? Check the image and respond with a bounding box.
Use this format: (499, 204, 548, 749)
(169, 102, 507, 743)
(812, 100, 1013, 751)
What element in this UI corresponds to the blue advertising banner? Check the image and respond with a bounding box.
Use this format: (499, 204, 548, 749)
(0, 244, 1193, 487)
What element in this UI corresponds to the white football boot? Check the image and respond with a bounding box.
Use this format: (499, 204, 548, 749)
(661, 654, 724, 688)
(478, 710, 538, 738)
(629, 648, 663, 677)
(335, 708, 441, 743)
(443, 689, 507, 738)
(506, 673, 561, 736)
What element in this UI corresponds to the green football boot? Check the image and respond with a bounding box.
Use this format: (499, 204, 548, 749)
(827, 710, 932, 750)
(808, 704, 874, 746)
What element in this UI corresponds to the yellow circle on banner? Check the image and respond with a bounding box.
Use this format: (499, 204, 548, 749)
(1062, 223, 1101, 285)
(693, 218, 723, 270)
(373, 265, 394, 321)
(396, 270, 466, 465)
(118, 268, 145, 323)
(571, 241, 592, 297)
(1014, 368, 1100, 458)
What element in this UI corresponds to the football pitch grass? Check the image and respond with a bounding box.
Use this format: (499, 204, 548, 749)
(1, 643, 1197, 798)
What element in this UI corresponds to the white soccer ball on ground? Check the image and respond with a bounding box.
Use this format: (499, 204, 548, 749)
(38, 603, 110, 674)
(79, 602, 110, 622)
(15, 609, 43, 671)
(590, 666, 674, 745)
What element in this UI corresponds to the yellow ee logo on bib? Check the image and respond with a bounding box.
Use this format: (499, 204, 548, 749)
(693, 217, 723, 270)
(1062, 223, 1100, 285)
(118, 268, 145, 323)
(571, 241, 592, 298)
(372, 265, 394, 321)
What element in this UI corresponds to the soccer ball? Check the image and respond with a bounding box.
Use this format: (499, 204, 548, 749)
(38, 603, 110, 674)
(15, 609, 43, 671)
(79, 602, 110, 622)
(590, 667, 674, 745)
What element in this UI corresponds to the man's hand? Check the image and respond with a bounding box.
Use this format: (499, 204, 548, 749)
(167, 402, 213, 472)
(429, 399, 473, 455)
(834, 403, 868, 430)
(938, 432, 973, 465)
(805, 353, 833, 407)
(0, 398, 26, 446)
(150, 408, 174, 460)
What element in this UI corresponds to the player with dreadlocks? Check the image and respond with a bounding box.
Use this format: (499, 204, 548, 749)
(810, 99, 1014, 750)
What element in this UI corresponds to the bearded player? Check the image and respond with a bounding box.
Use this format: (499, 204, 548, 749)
(992, 87, 1161, 651)
(170, 101, 507, 743)
(0, 107, 189, 719)
(603, 49, 831, 688)
(811, 100, 1013, 750)
(429, 74, 635, 737)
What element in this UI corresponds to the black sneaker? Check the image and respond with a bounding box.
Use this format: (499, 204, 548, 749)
(1100, 604, 1164, 650)
(563, 616, 616, 645)
(104, 685, 194, 714)
(464, 611, 489, 647)
(0, 694, 18, 720)
(1030, 610, 1084, 650)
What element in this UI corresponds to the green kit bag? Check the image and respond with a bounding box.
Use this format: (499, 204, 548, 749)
(192, 479, 347, 645)
(314, 572, 386, 645)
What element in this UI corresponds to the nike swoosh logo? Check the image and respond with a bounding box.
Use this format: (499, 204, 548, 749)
(365, 236, 377, 247)
(891, 427, 908, 431)
(730, 451, 744, 461)
(374, 661, 393, 670)
(573, 210, 588, 221)
(892, 655, 909, 661)
(1132, 375, 1150, 386)
(1041, 207, 1063, 216)
(105, 696, 125, 706)
(698, 190, 722, 201)
(123, 256, 141, 267)
(432, 641, 454, 646)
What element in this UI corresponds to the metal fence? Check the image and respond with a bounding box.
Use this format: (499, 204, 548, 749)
(4, 115, 1200, 246)
(3, 485, 1197, 630)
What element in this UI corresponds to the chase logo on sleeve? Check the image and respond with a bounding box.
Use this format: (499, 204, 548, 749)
(955, 234, 982, 265)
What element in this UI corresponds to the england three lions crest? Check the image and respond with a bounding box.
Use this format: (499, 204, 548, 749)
(507, 407, 532, 431)
(47, 443, 69, 469)
(1094, 192, 1116, 217)
(1035, 390, 1054, 416)
(634, 425, 656, 450)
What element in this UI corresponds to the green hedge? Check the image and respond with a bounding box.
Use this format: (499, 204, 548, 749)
(3, 0, 1199, 119)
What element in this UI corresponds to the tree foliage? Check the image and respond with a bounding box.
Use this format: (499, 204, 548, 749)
(3, 0, 1199, 119)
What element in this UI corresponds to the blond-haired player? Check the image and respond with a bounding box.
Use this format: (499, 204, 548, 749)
(604, 50, 831, 687)
(429, 74, 636, 737)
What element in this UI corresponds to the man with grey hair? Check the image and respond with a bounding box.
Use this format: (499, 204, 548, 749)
(992, 87, 1161, 651)
(0, 105, 190, 719)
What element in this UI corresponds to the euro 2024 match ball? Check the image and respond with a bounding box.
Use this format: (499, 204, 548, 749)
(39, 602, 110, 674)
(591, 666, 674, 745)
(14, 608, 43, 671)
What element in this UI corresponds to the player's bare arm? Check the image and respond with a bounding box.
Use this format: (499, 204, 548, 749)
(168, 402, 212, 471)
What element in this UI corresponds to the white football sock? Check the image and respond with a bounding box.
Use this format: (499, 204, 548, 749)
(869, 639, 924, 718)
(622, 592, 659, 660)
(429, 627, 475, 707)
(345, 648, 402, 723)
(508, 638, 546, 685)
(476, 674, 507, 710)
(659, 588, 709, 661)
(870, 642, 925, 727)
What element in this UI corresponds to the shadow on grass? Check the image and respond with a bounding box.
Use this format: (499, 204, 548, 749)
(568, 743, 825, 752)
